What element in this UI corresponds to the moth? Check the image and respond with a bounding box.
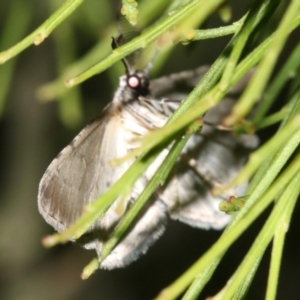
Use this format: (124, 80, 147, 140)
(38, 54, 258, 269)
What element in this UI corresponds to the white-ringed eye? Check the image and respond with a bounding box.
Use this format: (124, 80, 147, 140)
(127, 75, 140, 89)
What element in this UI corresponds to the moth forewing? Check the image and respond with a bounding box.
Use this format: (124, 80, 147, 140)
(38, 107, 112, 234)
(38, 69, 178, 268)
(38, 102, 137, 236)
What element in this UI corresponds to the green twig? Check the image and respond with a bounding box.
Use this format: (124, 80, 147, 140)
(155, 153, 300, 300)
(254, 41, 300, 122)
(66, 0, 225, 86)
(219, 0, 262, 92)
(225, 0, 300, 125)
(180, 16, 245, 43)
(50, 0, 83, 128)
(118, 12, 300, 167)
(265, 173, 299, 300)
(0, 0, 33, 115)
(0, 0, 84, 64)
(225, 171, 300, 300)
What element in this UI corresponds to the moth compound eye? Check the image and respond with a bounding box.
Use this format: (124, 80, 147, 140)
(127, 73, 150, 95)
(127, 75, 140, 89)
(140, 75, 149, 90)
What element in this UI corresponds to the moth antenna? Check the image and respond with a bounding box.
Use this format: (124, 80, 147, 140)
(111, 35, 134, 76)
(143, 49, 159, 75)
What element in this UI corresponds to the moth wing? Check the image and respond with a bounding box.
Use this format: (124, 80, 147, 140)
(38, 104, 132, 233)
(160, 98, 259, 229)
(38, 102, 169, 268)
(98, 123, 171, 268)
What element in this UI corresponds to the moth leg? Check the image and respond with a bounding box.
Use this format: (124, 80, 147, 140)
(180, 152, 223, 191)
(160, 153, 233, 230)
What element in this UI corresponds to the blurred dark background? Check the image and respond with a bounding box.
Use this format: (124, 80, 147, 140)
(0, 1, 299, 299)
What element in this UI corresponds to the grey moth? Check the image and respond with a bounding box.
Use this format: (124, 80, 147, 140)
(38, 60, 258, 269)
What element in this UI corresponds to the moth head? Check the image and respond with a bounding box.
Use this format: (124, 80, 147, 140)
(126, 71, 150, 96)
(117, 71, 150, 104)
